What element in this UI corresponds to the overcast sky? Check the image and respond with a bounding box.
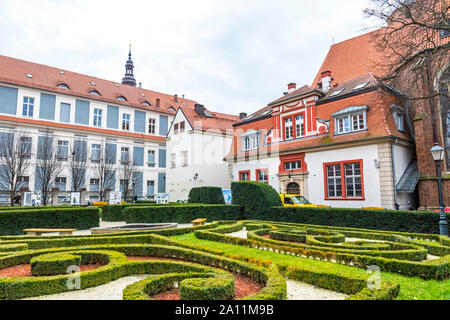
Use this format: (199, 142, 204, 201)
(0, 0, 377, 115)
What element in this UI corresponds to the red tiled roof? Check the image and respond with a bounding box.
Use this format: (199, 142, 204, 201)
(269, 85, 322, 106)
(0, 54, 196, 115)
(180, 106, 240, 134)
(312, 29, 389, 88)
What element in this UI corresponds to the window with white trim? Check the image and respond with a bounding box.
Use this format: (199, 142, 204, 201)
(242, 132, 259, 152)
(92, 144, 101, 162)
(93, 109, 102, 127)
(122, 114, 130, 131)
(22, 97, 34, 117)
(182, 151, 188, 167)
(325, 161, 363, 200)
(147, 150, 156, 167)
(285, 118, 293, 140)
(57, 140, 68, 160)
(335, 112, 366, 135)
(170, 153, 176, 168)
(120, 147, 130, 163)
(295, 115, 305, 137)
(148, 118, 156, 134)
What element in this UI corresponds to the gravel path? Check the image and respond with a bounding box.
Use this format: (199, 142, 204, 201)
(22, 275, 152, 300)
(225, 228, 349, 300)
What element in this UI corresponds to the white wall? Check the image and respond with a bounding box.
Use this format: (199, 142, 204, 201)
(306, 144, 382, 208)
(231, 156, 281, 192)
(393, 143, 417, 210)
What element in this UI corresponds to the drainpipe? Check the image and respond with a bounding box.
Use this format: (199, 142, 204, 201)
(392, 138, 400, 210)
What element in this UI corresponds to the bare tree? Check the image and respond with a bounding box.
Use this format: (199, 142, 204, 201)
(35, 133, 64, 206)
(0, 131, 32, 206)
(119, 148, 141, 202)
(70, 140, 89, 192)
(91, 142, 115, 202)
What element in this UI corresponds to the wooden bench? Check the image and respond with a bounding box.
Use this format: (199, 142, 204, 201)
(23, 229, 77, 236)
(191, 219, 207, 227)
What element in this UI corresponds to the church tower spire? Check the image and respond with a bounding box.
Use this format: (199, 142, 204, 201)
(121, 44, 137, 87)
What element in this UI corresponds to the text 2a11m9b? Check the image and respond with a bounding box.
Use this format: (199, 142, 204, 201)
(219, 304, 274, 316)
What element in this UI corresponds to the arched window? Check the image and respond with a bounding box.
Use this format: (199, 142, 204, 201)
(142, 101, 151, 107)
(57, 83, 70, 90)
(439, 67, 450, 169)
(89, 90, 101, 96)
(117, 96, 127, 101)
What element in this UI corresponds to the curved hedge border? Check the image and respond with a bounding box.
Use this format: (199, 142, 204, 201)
(194, 221, 450, 280)
(0, 243, 287, 300)
(30, 253, 81, 276)
(0, 207, 100, 236)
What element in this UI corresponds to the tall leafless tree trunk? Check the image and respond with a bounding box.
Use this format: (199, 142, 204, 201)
(35, 133, 63, 206)
(92, 142, 115, 202)
(0, 131, 32, 206)
(119, 150, 138, 202)
(70, 141, 89, 192)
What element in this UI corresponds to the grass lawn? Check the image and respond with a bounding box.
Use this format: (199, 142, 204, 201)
(172, 233, 450, 300)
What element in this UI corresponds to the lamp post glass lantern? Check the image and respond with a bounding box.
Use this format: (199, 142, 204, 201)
(431, 144, 448, 236)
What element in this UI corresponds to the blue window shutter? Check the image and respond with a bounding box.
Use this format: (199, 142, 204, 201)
(158, 149, 166, 168)
(107, 106, 119, 129)
(39, 93, 56, 120)
(132, 171, 143, 198)
(134, 111, 146, 133)
(105, 143, 117, 164)
(75, 99, 90, 125)
(159, 115, 168, 136)
(73, 140, 87, 162)
(105, 170, 116, 191)
(133, 146, 144, 167)
(0, 86, 18, 115)
(158, 173, 166, 193)
(60, 103, 71, 123)
(37, 136, 53, 160)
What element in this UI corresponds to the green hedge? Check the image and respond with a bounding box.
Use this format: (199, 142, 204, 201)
(124, 205, 242, 224)
(0, 207, 100, 236)
(31, 253, 81, 276)
(0, 205, 85, 211)
(188, 187, 225, 205)
(102, 203, 189, 221)
(180, 274, 235, 300)
(135, 200, 157, 204)
(231, 182, 281, 219)
(247, 206, 450, 235)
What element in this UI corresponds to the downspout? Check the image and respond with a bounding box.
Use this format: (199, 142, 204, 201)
(392, 137, 399, 210)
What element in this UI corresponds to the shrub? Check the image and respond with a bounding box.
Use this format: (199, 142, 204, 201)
(30, 253, 81, 276)
(188, 187, 225, 205)
(262, 207, 450, 234)
(0, 207, 100, 236)
(231, 182, 282, 219)
(179, 274, 235, 300)
(102, 203, 189, 221)
(135, 200, 157, 204)
(0, 243, 28, 252)
(124, 205, 242, 224)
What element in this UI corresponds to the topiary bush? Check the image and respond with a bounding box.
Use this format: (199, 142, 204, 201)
(188, 187, 225, 205)
(30, 253, 81, 276)
(179, 274, 235, 300)
(231, 182, 282, 219)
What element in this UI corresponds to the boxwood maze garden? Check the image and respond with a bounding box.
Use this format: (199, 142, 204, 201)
(0, 219, 449, 300)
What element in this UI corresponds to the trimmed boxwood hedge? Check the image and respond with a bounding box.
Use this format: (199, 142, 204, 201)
(188, 187, 225, 205)
(124, 205, 243, 224)
(31, 253, 81, 276)
(0, 207, 100, 236)
(102, 203, 189, 221)
(231, 182, 281, 219)
(248, 206, 450, 235)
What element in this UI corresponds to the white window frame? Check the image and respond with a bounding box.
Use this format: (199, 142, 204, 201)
(241, 132, 260, 152)
(22, 97, 34, 117)
(285, 118, 293, 140)
(170, 153, 176, 168)
(182, 151, 188, 167)
(122, 113, 131, 131)
(335, 112, 366, 135)
(148, 118, 156, 135)
(93, 108, 103, 127)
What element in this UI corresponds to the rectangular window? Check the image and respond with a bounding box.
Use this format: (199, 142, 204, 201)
(147, 180, 155, 197)
(180, 121, 185, 133)
(60, 103, 71, 123)
(148, 150, 156, 167)
(285, 118, 293, 140)
(19, 137, 32, 157)
(174, 123, 179, 135)
(284, 161, 302, 171)
(239, 171, 250, 181)
(55, 177, 66, 191)
(92, 144, 101, 162)
(57, 140, 68, 160)
(242, 134, 259, 151)
(93, 109, 102, 127)
(122, 114, 130, 131)
(17, 176, 29, 190)
(170, 153, 176, 168)
(121, 147, 130, 163)
(352, 114, 365, 131)
(22, 97, 34, 117)
(336, 113, 366, 135)
(148, 118, 156, 134)
(90, 178, 100, 192)
(337, 117, 351, 134)
(182, 151, 188, 167)
(324, 160, 364, 200)
(393, 112, 405, 132)
(295, 115, 305, 137)
(243, 137, 250, 151)
(256, 169, 268, 184)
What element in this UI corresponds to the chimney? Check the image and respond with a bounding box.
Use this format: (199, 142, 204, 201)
(174, 94, 178, 103)
(321, 71, 333, 92)
(239, 112, 247, 119)
(287, 83, 297, 93)
(156, 98, 160, 108)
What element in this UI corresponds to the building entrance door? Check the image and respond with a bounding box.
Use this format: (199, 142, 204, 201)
(287, 182, 300, 195)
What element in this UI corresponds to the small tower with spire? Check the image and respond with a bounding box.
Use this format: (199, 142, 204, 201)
(121, 44, 137, 87)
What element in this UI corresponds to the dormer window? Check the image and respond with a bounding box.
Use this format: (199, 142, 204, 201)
(89, 90, 101, 96)
(352, 82, 370, 91)
(329, 89, 344, 97)
(142, 101, 151, 107)
(57, 83, 70, 90)
(241, 130, 260, 151)
(332, 106, 368, 135)
(391, 104, 405, 132)
(168, 107, 176, 111)
(117, 96, 127, 101)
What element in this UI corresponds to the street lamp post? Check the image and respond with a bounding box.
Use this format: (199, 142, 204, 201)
(430, 144, 448, 236)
